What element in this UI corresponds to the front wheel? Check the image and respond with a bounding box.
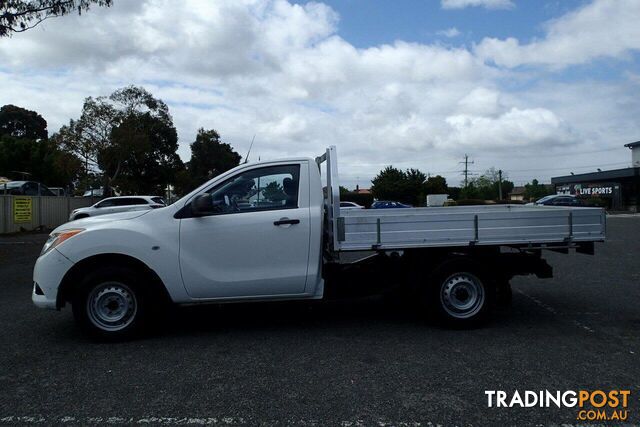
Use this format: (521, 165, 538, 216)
(427, 262, 493, 327)
(72, 267, 147, 340)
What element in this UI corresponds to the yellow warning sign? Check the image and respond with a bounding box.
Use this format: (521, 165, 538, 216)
(13, 197, 32, 223)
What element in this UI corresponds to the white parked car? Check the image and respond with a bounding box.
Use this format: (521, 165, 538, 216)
(69, 196, 166, 221)
(340, 201, 364, 210)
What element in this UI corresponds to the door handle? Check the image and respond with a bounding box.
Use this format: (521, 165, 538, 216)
(274, 218, 300, 226)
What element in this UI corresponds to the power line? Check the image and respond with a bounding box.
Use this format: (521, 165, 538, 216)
(503, 161, 629, 173)
(459, 154, 474, 188)
(490, 146, 622, 159)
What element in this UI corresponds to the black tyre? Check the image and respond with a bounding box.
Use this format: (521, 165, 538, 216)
(72, 267, 148, 340)
(427, 260, 493, 327)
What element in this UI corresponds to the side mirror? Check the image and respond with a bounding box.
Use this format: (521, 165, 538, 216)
(192, 193, 215, 216)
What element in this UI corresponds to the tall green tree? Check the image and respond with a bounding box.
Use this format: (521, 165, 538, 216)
(176, 128, 241, 195)
(371, 166, 429, 206)
(524, 179, 552, 201)
(371, 166, 408, 203)
(0, 104, 47, 140)
(463, 168, 514, 200)
(424, 175, 448, 195)
(1, 0, 112, 37)
(55, 86, 183, 195)
(0, 104, 81, 186)
(189, 128, 241, 182)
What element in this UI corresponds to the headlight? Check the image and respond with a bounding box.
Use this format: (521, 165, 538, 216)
(40, 229, 84, 256)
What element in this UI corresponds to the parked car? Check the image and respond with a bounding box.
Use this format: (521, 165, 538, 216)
(83, 187, 121, 198)
(528, 194, 582, 207)
(340, 201, 364, 210)
(32, 146, 605, 339)
(371, 200, 412, 209)
(48, 187, 67, 197)
(69, 196, 166, 221)
(83, 189, 104, 197)
(1, 181, 56, 196)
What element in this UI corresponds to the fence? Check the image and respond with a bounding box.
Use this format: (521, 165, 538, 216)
(0, 195, 99, 234)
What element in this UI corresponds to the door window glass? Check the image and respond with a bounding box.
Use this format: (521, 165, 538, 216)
(24, 182, 39, 196)
(206, 165, 300, 215)
(96, 199, 115, 208)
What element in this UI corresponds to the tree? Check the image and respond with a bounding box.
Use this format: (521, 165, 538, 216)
(189, 128, 241, 182)
(1, 0, 112, 37)
(0, 104, 81, 186)
(371, 166, 429, 206)
(424, 175, 448, 195)
(464, 168, 514, 200)
(54, 86, 183, 195)
(0, 104, 47, 140)
(176, 128, 241, 195)
(109, 112, 183, 194)
(371, 166, 408, 203)
(524, 179, 552, 201)
(262, 181, 285, 202)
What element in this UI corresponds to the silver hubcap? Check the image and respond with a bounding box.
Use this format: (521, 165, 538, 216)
(440, 273, 485, 319)
(87, 282, 137, 332)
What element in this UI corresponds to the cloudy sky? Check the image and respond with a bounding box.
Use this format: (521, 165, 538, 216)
(1, 0, 639, 188)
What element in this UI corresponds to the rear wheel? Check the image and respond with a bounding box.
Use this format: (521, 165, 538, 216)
(72, 267, 148, 340)
(427, 260, 493, 327)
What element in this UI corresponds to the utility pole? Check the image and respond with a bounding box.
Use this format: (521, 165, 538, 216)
(460, 154, 474, 188)
(498, 169, 503, 200)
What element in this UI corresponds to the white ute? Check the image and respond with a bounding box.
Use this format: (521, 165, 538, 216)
(33, 146, 606, 339)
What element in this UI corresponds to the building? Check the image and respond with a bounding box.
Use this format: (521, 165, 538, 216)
(551, 141, 640, 211)
(508, 186, 525, 201)
(354, 185, 371, 195)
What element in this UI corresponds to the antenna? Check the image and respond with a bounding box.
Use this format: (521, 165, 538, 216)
(243, 134, 256, 164)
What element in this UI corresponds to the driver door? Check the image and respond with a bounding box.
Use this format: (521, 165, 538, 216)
(178, 162, 311, 299)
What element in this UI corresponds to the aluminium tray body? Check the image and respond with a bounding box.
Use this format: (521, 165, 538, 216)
(336, 205, 606, 251)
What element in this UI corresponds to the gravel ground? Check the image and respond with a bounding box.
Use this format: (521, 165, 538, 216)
(0, 216, 638, 426)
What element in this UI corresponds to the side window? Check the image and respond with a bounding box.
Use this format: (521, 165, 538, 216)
(129, 198, 148, 205)
(206, 164, 300, 215)
(40, 185, 55, 196)
(96, 199, 115, 208)
(115, 198, 136, 206)
(24, 182, 39, 196)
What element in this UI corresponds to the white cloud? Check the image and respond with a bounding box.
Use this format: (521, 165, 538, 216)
(0, 0, 638, 187)
(475, 0, 640, 68)
(441, 0, 514, 10)
(445, 107, 575, 148)
(437, 27, 461, 38)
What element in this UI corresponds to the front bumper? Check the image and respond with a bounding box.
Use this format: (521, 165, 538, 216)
(32, 248, 74, 310)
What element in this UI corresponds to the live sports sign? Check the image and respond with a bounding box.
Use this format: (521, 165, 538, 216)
(557, 183, 620, 198)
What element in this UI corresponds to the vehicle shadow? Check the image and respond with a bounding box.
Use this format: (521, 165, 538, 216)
(159, 295, 426, 337)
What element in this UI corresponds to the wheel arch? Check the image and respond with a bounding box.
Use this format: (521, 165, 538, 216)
(56, 253, 172, 309)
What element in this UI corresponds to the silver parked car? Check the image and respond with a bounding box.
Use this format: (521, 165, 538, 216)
(69, 196, 166, 221)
